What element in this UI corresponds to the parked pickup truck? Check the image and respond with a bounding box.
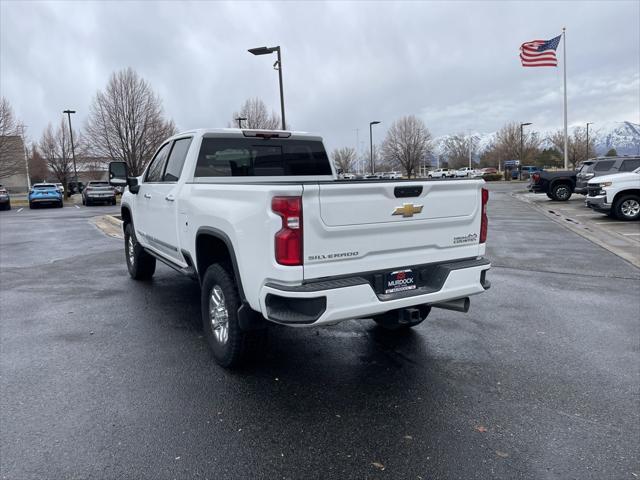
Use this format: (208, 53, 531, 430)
(109, 129, 491, 367)
(529, 170, 577, 201)
(585, 167, 640, 220)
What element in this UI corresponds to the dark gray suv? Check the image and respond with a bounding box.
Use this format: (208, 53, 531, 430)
(575, 156, 640, 194)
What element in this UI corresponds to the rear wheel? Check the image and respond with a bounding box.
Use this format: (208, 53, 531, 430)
(124, 223, 156, 280)
(546, 193, 554, 199)
(201, 264, 266, 368)
(29, 202, 34, 209)
(613, 194, 640, 221)
(551, 183, 572, 201)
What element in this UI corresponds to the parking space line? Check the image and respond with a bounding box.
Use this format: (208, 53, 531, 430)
(621, 233, 640, 236)
(74, 205, 80, 209)
(16, 208, 23, 213)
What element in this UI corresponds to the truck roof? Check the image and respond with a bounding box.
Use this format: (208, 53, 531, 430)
(172, 128, 323, 142)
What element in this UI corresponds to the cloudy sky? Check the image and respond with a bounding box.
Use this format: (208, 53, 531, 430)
(1, 0, 638, 152)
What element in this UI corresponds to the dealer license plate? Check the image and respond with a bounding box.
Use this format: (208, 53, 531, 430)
(384, 269, 416, 294)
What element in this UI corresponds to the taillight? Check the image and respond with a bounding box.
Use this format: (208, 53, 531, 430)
(480, 188, 489, 244)
(532, 173, 540, 183)
(271, 196, 303, 266)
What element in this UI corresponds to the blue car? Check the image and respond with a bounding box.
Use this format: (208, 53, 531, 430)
(29, 183, 63, 209)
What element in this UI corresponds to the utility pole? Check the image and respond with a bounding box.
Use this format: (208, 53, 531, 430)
(520, 122, 532, 180)
(586, 122, 593, 160)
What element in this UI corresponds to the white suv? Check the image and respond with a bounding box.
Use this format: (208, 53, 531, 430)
(586, 167, 640, 220)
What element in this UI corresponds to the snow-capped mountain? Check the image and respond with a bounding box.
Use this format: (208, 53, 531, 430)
(431, 121, 640, 158)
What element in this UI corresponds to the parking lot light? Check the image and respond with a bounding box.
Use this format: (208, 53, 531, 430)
(520, 122, 532, 179)
(370, 121, 381, 174)
(248, 46, 286, 130)
(63, 110, 79, 196)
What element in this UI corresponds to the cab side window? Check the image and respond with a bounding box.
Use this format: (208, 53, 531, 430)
(164, 138, 193, 182)
(594, 160, 614, 172)
(619, 159, 640, 172)
(145, 143, 171, 182)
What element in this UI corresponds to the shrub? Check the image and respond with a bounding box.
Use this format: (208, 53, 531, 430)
(482, 173, 503, 181)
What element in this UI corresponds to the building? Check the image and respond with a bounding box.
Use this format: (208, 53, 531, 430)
(0, 135, 29, 192)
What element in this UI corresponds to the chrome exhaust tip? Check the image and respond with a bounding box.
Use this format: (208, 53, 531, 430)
(431, 297, 470, 313)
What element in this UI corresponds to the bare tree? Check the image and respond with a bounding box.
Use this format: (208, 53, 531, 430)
(85, 68, 176, 176)
(331, 147, 357, 173)
(39, 120, 75, 187)
(381, 115, 432, 178)
(231, 98, 281, 130)
(0, 97, 26, 179)
(444, 134, 478, 169)
(549, 128, 595, 168)
(481, 122, 540, 169)
(28, 144, 49, 183)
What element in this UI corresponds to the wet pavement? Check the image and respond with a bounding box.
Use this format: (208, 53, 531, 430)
(1, 185, 638, 479)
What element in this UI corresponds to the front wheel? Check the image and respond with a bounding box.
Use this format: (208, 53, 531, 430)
(124, 223, 156, 280)
(201, 264, 266, 368)
(613, 194, 640, 221)
(551, 183, 572, 201)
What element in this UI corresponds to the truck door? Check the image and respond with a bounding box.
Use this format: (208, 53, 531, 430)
(135, 141, 171, 250)
(143, 137, 193, 265)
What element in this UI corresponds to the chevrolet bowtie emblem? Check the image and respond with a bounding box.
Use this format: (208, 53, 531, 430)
(392, 203, 424, 218)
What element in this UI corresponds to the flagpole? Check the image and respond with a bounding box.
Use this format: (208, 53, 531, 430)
(562, 27, 568, 170)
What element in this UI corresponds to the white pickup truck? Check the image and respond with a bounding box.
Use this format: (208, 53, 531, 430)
(109, 129, 491, 367)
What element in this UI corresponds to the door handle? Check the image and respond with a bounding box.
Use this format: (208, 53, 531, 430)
(144, 193, 152, 199)
(165, 194, 175, 202)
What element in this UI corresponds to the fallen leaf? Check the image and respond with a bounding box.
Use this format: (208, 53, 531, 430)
(496, 451, 509, 458)
(475, 425, 488, 433)
(372, 461, 385, 471)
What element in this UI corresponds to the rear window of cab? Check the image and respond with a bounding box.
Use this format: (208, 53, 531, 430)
(195, 138, 332, 177)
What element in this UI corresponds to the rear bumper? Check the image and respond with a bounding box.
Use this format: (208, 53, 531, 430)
(585, 194, 611, 212)
(259, 257, 491, 326)
(30, 196, 61, 203)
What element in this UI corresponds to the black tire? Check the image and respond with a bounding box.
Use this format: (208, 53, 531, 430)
(124, 223, 156, 280)
(82, 197, 86, 206)
(58, 201, 63, 208)
(551, 183, 572, 201)
(613, 194, 640, 221)
(29, 202, 34, 209)
(201, 264, 266, 368)
(111, 198, 117, 206)
(546, 193, 554, 199)
(373, 306, 431, 331)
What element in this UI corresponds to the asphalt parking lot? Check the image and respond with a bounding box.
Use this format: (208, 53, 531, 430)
(1, 184, 639, 480)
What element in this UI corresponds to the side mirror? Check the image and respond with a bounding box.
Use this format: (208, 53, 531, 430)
(127, 177, 140, 194)
(109, 162, 128, 186)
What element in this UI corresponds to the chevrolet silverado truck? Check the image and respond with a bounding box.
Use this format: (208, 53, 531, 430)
(109, 129, 491, 367)
(529, 170, 577, 201)
(586, 166, 640, 220)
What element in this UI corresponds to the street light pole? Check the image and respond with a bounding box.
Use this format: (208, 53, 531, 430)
(520, 122, 532, 180)
(248, 46, 286, 130)
(63, 110, 78, 194)
(369, 121, 381, 174)
(586, 122, 593, 160)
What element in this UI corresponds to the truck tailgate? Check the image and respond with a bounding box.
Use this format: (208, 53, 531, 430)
(303, 180, 485, 280)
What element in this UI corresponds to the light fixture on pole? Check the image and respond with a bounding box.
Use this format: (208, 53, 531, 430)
(586, 122, 593, 160)
(520, 122, 532, 179)
(236, 117, 247, 128)
(63, 110, 79, 194)
(369, 121, 381, 174)
(248, 46, 286, 130)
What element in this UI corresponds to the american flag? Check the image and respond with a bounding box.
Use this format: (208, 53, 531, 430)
(520, 35, 562, 67)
